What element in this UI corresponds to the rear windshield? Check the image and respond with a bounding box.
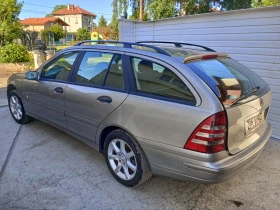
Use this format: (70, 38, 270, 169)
(186, 58, 269, 106)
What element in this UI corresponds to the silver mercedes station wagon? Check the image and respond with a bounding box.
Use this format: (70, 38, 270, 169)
(7, 41, 272, 187)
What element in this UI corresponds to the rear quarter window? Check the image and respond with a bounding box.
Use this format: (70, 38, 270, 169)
(131, 57, 196, 105)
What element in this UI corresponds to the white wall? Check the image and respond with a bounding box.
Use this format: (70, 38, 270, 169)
(54, 14, 95, 33)
(119, 6, 280, 139)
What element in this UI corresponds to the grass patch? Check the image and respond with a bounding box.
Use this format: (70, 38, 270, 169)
(54, 45, 71, 51)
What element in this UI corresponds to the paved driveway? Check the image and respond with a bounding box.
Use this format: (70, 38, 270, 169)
(0, 87, 280, 210)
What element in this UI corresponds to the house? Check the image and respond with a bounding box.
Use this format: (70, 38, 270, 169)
(53, 4, 96, 38)
(20, 17, 69, 32)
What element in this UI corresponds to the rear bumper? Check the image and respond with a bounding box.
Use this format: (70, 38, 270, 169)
(141, 123, 272, 183)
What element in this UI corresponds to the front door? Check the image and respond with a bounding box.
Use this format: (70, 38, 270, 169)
(23, 51, 80, 128)
(64, 51, 128, 141)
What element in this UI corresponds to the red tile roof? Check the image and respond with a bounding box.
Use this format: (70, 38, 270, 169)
(53, 5, 96, 16)
(20, 17, 69, 26)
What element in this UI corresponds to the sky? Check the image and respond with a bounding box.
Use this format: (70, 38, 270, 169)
(20, 0, 117, 24)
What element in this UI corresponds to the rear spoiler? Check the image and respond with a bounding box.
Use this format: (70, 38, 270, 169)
(184, 53, 230, 64)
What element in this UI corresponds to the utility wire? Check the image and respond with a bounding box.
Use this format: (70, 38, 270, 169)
(23, 2, 53, 8)
(22, 9, 50, 14)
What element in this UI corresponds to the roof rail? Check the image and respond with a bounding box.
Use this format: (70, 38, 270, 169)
(136, 41, 216, 52)
(74, 40, 171, 56)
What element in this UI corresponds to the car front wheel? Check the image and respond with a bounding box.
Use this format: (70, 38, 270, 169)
(8, 90, 33, 124)
(104, 129, 152, 187)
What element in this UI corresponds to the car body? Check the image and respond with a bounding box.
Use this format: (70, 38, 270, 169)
(7, 41, 272, 186)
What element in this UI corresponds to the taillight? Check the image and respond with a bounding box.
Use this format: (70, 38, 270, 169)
(201, 54, 218, 60)
(184, 111, 227, 153)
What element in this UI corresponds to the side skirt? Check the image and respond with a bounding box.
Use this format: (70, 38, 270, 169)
(26, 111, 100, 152)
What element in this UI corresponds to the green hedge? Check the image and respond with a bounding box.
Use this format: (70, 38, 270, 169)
(0, 43, 30, 63)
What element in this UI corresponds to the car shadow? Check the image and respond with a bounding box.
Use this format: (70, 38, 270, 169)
(0, 87, 7, 99)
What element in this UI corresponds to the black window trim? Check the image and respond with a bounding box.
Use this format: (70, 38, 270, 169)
(69, 50, 129, 92)
(126, 55, 197, 106)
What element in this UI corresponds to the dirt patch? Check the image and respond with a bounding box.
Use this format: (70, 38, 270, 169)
(0, 63, 32, 79)
(0, 78, 7, 88)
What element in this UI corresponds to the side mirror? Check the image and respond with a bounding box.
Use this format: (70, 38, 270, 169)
(26, 71, 38, 80)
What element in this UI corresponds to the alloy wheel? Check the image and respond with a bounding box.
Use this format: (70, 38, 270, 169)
(107, 139, 137, 180)
(9, 95, 23, 120)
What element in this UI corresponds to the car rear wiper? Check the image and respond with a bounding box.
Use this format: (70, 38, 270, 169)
(232, 86, 260, 105)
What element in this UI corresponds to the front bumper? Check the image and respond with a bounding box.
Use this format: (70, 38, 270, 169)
(140, 123, 272, 183)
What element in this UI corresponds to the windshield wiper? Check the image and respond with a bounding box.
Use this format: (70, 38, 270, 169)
(232, 86, 260, 105)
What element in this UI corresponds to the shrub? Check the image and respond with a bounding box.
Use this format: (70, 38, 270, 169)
(28, 51, 34, 63)
(0, 43, 30, 63)
(76, 28, 90, 41)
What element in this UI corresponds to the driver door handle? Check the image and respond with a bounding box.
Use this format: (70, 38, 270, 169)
(54, 87, 63, 94)
(97, 96, 112, 104)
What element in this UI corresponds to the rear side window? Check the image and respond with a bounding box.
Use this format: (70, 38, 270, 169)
(104, 55, 124, 89)
(74, 52, 125, 90)
(187, 58, 269, 105)
(76, 52, 113, 86)
(131, 57, 196, 104)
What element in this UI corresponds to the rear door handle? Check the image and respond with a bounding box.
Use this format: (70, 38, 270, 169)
(97, 96, 112, 104)
(54, 87, 63, 94)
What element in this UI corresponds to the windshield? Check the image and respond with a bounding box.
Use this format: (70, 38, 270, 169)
(186, 58, 269, 106)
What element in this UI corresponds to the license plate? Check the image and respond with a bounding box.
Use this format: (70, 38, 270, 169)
(245, 110, 266, 134)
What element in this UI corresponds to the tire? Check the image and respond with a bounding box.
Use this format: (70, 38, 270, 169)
(8, 90, 33, 124)
(104, 129, 152, 187)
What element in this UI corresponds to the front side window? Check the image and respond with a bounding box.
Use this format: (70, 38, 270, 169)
(41, 51, 79, 81)
(131, 57, 196, 103)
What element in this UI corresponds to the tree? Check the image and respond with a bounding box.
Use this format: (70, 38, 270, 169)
(53, 5, 68, 12)
(76, 28, 91, 41)
(45, 4, 67, 17)
(110, 0, 148, 32)
(98, 15, 108, 27)
(50, 24, 65, 41)
(220, 0, 252, 11)
(147, 0, 176, 20)
(253, 0, 280, 7)
(111, 0, 280, 23)
(43, 24, 65, 41)
(129, 0, 150, 20)
(111, 0, 119, 32)
(0, 0, 23, 46)
(41, 29, 50, 43)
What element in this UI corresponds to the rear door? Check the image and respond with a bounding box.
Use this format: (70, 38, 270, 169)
(187, 58, 271, 154)
(64, 51, 128, 141)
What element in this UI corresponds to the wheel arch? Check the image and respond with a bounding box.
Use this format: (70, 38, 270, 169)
(7, 84, 17, 96)
(98, 125, 142, 154)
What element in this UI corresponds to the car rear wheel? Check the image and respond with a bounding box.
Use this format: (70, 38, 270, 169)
(104, 129, 152, 187)
(8, 90, 33, 124)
